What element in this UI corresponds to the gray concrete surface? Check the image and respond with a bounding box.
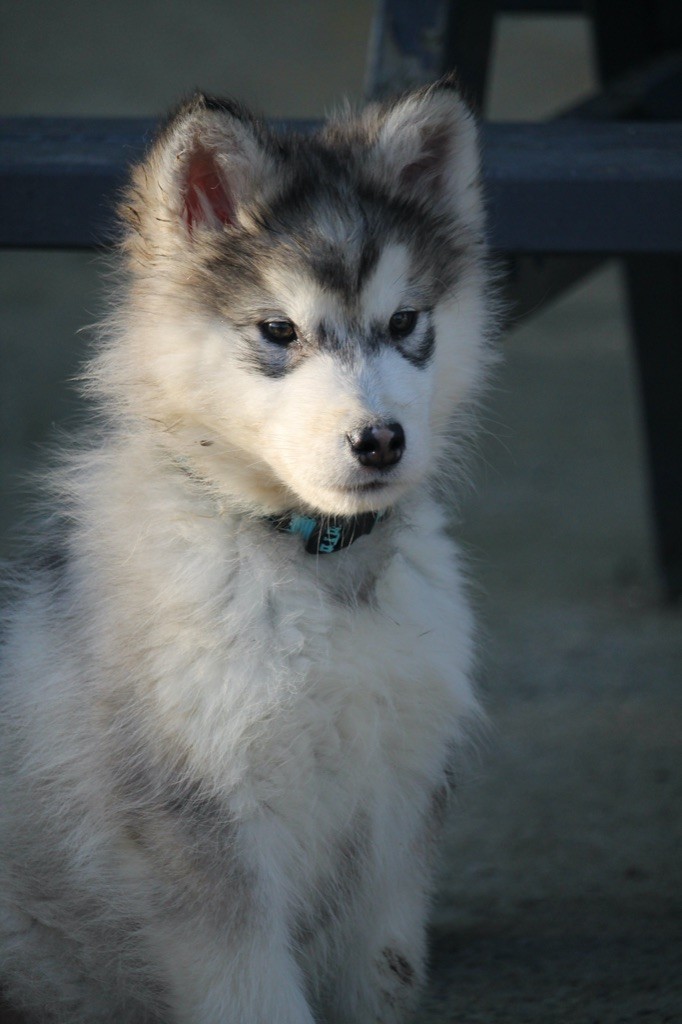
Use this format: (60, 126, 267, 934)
(1, 6, 680, 1022)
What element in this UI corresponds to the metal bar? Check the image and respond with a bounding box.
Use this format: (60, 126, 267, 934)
(0, 117, 154, 248)
(483, 121, 682, 253)
(1, 119, 681, 252)
(505, 48, 682, 327)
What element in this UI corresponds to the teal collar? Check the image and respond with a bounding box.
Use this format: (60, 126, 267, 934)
(267, 510, 385, 554)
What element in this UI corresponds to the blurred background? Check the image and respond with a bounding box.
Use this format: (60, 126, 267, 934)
(1, 3, 680, 1021)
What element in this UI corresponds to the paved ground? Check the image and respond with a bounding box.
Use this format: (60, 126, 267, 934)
(1, 6, 680, 1023)
(425, 263, 682, 1022)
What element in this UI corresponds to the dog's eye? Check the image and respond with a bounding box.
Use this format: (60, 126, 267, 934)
(260, 320, 297, 345)
(389, 310, 418, 339)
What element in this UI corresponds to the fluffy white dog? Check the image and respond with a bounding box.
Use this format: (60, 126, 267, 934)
(0, 78, 495, 1023)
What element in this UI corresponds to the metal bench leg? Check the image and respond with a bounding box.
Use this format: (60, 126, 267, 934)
(625, 255, 682, 600)
(590, 0, 682, 601)
(365, 0, 495, 109)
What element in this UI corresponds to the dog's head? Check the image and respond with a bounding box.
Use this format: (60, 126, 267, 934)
(106, 81, 493, 517)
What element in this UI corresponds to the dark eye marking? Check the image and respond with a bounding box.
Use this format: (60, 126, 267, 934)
(259, 319, 297, 345)
(388, 309, 418, 340)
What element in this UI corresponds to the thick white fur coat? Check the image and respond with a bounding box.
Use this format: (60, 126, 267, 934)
(0, 81, 494, 1023)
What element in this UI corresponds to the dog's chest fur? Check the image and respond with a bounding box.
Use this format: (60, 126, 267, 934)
(52, 451, 472, 912)
(84, 454, 473, 829)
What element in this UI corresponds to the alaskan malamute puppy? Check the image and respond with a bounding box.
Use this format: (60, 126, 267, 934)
(0, 78, 494, 1022)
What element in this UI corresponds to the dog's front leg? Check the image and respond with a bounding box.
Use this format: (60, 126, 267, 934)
(326, 791, 445, 1024)
(330, 889, 429, 1024)
(150, 917, 315, 1024)
(120, 789, 316, 1024)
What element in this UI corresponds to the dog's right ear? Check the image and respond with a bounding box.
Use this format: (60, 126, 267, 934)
(362, 77, 484, 233)
(121, 95, 277, 258)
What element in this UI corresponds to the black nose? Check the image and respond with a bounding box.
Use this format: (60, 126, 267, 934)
(347, 422, 405, 469)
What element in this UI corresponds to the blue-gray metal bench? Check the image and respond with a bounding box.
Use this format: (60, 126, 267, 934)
(1, 0, 681, 599)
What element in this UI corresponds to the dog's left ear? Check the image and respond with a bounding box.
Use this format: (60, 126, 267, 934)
(368, 77, 483, 231)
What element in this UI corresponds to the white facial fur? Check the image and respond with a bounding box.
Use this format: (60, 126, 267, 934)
(97, 84, 493, 518)
(106, 230, 490, 519)
(134, 271, 430, 516)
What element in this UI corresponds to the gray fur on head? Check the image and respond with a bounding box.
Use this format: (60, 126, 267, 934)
(120, 78, 483, 276)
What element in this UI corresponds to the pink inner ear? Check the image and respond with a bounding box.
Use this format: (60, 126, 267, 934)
(400, 124, 450, 194)
(183, 148, 235, 231)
